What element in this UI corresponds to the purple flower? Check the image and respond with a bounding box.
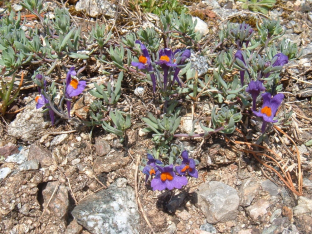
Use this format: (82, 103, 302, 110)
(246, 80, 265, 111)
(131, 40, 157, 92)
(151, 165, 188, 191)
(173, 49, 191, 86)
(272, 53, 288, 67)
(147, 153, 163, 165)
(142, 154, 163, 182)
(35, 95, 55, 125)
(253, 92, 284, 132)
(156, 48, 177, 90)
(65, 67, 86, 118)
(175, 150, 198, 178)
(143, 165, 157, 182)
(156, 48, 176, 67)
(36, 74, 43, 80)
(66, 78, 86, 97)
(131, 40, 152, 69)
(35, 95, 48, 109)
(235, 50, 246, 86)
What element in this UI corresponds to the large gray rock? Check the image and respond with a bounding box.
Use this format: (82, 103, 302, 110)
(75, 0, 116, 18)
(72, 179, 140, 234)
(8, 101, 49, 142)
(198, 181, 239, 224)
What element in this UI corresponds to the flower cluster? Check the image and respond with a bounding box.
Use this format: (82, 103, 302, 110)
(34, 67, 86, 125)
(131, 40, 191, 93)
(143, 151, 198, 191)
(244, 52, 288, 132)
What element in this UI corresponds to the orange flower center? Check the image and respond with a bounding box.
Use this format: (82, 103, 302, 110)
(139, 55, 148, 64)
(181, 165, 190, 173)
(149, 169, 155, 175)
(261, 106, 272, 117)
(70, 79, 79, 89)
(160, 172, 173, 182)
(35, 96, 40, 103)
(160, 55, 170, 62)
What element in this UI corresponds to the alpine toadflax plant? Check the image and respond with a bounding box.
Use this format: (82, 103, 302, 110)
(253, 92, 284, 132)
(142, 151, 198, 191)
(142, 154, 163, 182)
(176, 150, 198, 178)
(65, 67, 86, 117)
(151, 165, 188, 191)
(131, 40, 157, 92)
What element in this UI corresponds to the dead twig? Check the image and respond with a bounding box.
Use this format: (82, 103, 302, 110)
(229, 129, 303, 196)
(40, 182, 60, 218)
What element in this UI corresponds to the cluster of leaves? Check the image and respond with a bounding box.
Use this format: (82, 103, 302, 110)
(238, 0, 276, 14)
(129, 0, 188, 15)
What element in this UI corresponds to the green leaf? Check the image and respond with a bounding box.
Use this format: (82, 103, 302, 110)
(60, 28, 75, 50)
(171, 116, 181, 134)
(69, 53, 89, 59)
(142, 117, 159, 131)
(305, 139, 312, 147)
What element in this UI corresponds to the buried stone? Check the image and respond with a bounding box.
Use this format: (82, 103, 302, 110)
(71, 179, 139, 234)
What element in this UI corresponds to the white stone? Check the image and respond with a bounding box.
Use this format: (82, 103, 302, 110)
(0, 168, 12, 180)
(134, 87, 144, 96)
(75, 0, 116, 18)
(50, 134, 69, 146)
(138, 128, 148, 137)
(12, 4, 23, 12)
(193, 17, 209, 36)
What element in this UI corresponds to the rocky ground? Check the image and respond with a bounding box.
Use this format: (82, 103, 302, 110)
(0, 0, 312, 234)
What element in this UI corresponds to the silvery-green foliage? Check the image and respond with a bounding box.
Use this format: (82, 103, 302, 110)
(142, 109, 181, 145)
(278, 39, 300, 60)
(160, 11, 202, 47)
(228, 22, 254, 47)
(216, 48, 235, 72)
(121, 33, 137, 48)
(54, 8, 71, 35)
(257, 19, 283, 44)
(211, 105, 242, 134)
(108, 46, 133, 70)
(89, 71, 123, 105)
(91, 23, 112, 49)
(21, 0, 44, 17)
(102, 110, 131, 142)
(136, 27, 161, 53)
